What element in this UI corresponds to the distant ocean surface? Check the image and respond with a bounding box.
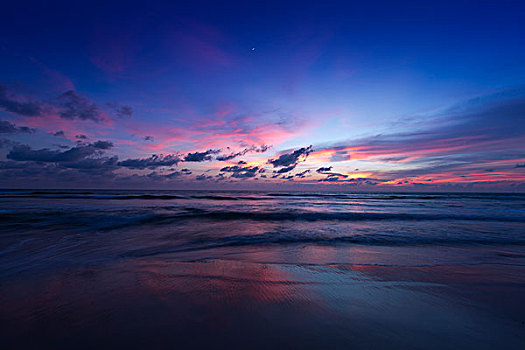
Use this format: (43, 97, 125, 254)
(1, 190, 525, 349)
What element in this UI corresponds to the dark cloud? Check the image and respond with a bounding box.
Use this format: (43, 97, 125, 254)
(118, 106, 133, 117)
(318, 175, 343, 182)
(92, 140, 114, 149)
(268, 145, 312, 167)
(317, 176, 386, 185)
(316, 167, 332, 173)
(216, 145, 270, 161)
(76, 134, 88, 139)
(164, 171, 184, 179)
(0, 160, 30, 170)
(54, 90, 103, 122)
(7, 140, 113, 163)
(145, 170, 189, 180)
(516, 163, 525, 168)
(53, 130, 65, 137)
(0, 158, 119, 186)
(1, 86, 107, 122)
(316, 166, 348, 178)
(220, 165, 261, 178)
(237, 160, 247, 165)
(0, 85, 42, 117)
(0, 139, 19, 148)
(60, 156, 118, 173)
(274, 165, 296, 174)
(107, 102, 133, 118)
(144, 135, 154, 142)
(118, 154, 182, 169)
(196, 174, 214, 181)
(0, 120, 35, 134)
(116, 105, 133, 117)
(295, 169, 311, 178)
(1, 139, 118, 184)
(216, 152, 244, 161)
(184, 149, 220, 162)
(255, 145, 271, 153)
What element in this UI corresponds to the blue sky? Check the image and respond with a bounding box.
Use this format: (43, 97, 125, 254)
(1, 0, 524, 190)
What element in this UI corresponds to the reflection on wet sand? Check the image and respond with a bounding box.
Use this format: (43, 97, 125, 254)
(3, 249, 525, 349)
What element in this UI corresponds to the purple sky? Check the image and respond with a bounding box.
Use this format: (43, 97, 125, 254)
(1, 1, 524, 191)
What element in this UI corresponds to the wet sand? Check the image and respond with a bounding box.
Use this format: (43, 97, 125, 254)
(2, 245, 525, 349)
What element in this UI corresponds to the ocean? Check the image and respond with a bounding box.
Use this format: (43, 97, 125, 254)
(1, 190, 524, 349)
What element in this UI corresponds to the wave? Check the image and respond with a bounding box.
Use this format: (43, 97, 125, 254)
(265, 193, 421, 200)
(0, 193, 263, 201)
(266, 193, 351, 199)
(28, 191, 96, 195)
(3, 209, 523, 235)
(0, 193, 188, 200)
(122, 230, 525, 258)
(150, 209, 525, 223)
(113, 194, 187, 200)
(1, 191, 524, 202)
(192, 195, 242, 200)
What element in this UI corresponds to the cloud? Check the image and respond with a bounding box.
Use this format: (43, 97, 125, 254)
(220, 165, 261, 178)
(318, 89, 525, 165)
(60, 156, 119, 173)
(54, 90, 103, 122)
(108, 102, 133, 118)
(295, 169, 311, 178)
(215, 152, 238, 162)
(52, 130, 65, 137)
(274, 165, 296, 174)
(268, 145, 312, 167)
(0, 157, 119, 185)
(196, 174, 214, 181)
(1, 139, 118, 184)
(315, 166, 347, 178)
(6, 140, 114, 163)
(91, 140, 114, 149)
(76, 134, 88, 139)
(0, 139, 19, 148)
(118, 106, 133, 117)
(316, 167, 332, 173)
(144, 135, 154, 142)
(145, 170, 191, 180)
(0, 85, 118, 124)
(184, 149, 220, 162)
(308, 88, 525, 184)
(118, 154, 182, 169)
(0, 85, 42, 117)
(216, 145, 270, 161)
(0, 120, 35, 134)
(318, 175, 345, 182)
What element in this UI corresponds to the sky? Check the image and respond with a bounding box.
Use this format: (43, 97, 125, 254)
(0, 0, 524, 191)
